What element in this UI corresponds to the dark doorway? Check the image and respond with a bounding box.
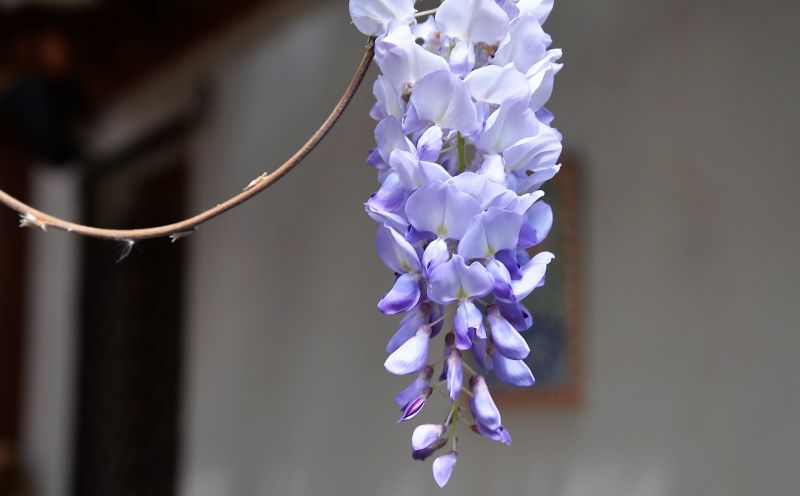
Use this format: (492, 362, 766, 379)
(74, 148, 187, 496)
(0, 149, 29, 495)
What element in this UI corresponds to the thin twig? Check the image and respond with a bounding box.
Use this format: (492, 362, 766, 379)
(0, 38, 376, 241)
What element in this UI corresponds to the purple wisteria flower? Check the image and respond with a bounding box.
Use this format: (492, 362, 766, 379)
(350, 0, 563, 487)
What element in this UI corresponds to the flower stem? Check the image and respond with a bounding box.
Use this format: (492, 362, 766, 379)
(415, 8, 438, 18)
(457, 133, 467, 174)
(429, 308, 454, 328)
(433, 385, 451, 401)
(462, 360, 478, 377)
(451, 406, 460, 450)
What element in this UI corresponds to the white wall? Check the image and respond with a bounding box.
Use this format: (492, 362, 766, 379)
(21, 0, 800, 495)
(20, 169, 81, 496)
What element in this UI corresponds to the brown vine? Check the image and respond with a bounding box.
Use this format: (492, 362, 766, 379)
(0, 38, 375, 241)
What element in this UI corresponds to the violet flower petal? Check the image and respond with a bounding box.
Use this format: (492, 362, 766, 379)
(465, 63, 531, 105)
(395, 366, 433, 409)
(399, 387, 433, 422)
(446, 349, 464, 402)
(377, 40, 450, 91)
(412, 424, 447, 451)
(416, 125, 444, 162)
(510, 251, 554, 300)
(428, 255, 495, 305)
(384, 326, 431, 375)
(386, 305, 426, 353)
(412, 437, 447, 461)
(378, 273, 422, 315)
(518, 200, 553, 248)
(436, 0, 509, 43)
(406, 182, 482, 241)
(410, 70, 480, 135)
(492, 352, 536, 387)
(458, 207, 524, 261)
(487, 304, 531, 360)
(422, 238, 451, 278)
(493, 15, 548, 72)
(376, 224, 421, 274)
(472, 422, 512, 445)
(470, 375, 502, 430)
(497, 300, 534, 332)
(349, 0, 416, 36)
(432, 451, 458, 488)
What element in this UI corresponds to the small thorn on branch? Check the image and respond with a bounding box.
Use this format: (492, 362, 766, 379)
(243, 172, 271, 192)
(116, 239, 135, 263)
(19, 212, 47, 232)
(169, 229, 197, 243)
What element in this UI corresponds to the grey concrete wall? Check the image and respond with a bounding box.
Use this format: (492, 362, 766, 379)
(20, 169, 81, 496)
(21, 0, 800, 495)
(180, 1, 800, 495)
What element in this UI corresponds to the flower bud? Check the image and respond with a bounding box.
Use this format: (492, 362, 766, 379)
(469, 375, 501, 431)
(432, 450, 458, 488)
(412, 424, 447, 451)
(446, 349, 463, 402)
(398, 387, 432, 422)
(412, 437, 447, 461)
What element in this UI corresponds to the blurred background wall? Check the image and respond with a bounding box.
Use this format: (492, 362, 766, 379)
(3, 0, 799, 495)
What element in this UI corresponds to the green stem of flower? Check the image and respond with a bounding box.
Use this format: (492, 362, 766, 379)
(433, 385, 451, 401)
(415, 8, 438, 18)
(448, 403, 461, 451)
(457, 133, 467, 174)
(429, 308, 455, 328)
(461, 360, 478, 377)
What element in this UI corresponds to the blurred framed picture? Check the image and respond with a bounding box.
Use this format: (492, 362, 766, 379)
(491, 156, 584, 409)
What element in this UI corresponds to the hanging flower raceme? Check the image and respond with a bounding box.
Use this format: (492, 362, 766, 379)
(350, 0, 563, 487)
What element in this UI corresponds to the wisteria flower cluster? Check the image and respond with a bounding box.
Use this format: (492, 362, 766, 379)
(350, 0, 563, 487)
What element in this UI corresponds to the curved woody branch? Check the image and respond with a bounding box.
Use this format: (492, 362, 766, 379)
(0, 38, 376, 241)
